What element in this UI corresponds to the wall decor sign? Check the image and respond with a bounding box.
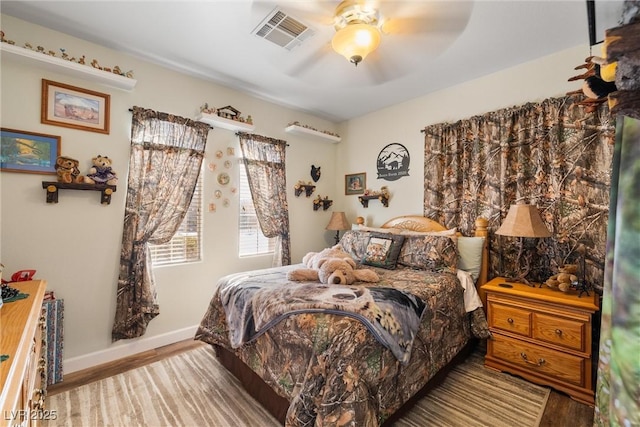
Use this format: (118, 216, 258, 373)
(376, 143, 409, 181)
(41, 79, 110, 134)
(0, 128, 61, 174)
(345, 172, 366, 195)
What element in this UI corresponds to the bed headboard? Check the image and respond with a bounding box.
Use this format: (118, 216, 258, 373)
(380, 215, 490, 303)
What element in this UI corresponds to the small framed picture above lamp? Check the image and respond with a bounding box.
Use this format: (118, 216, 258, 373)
(41, 79, 110, 134)
(345, 172, 366, 195)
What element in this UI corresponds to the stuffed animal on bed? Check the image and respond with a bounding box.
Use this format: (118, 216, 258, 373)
(301, 245, 355, 270)
(288, 246, 380, 285)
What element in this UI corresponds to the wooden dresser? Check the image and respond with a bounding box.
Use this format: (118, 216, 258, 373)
(1, 280, 48, 427)
(482, 278, 599, 405)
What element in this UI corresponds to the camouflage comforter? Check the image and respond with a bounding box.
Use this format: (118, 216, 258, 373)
(196, 264, 489, 426)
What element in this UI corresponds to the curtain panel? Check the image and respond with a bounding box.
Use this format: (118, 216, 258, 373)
(238, 132, 291, 266)
(423, 96, 615, 288)
(112, 107, 210, 341)
(594, 117, 640, 426)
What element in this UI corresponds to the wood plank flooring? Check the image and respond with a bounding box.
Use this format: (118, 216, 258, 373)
(47, 339, 595, 426)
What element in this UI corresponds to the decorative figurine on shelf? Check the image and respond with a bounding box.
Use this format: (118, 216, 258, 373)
(311, 165, 321, 182)
(84, 155, 118, 185)
(55, 156, 84, 183)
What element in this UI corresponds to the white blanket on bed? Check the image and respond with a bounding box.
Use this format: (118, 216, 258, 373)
(457, 269, 484, 312)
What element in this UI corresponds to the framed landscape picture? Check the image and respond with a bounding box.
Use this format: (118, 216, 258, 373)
(345, 172, 366, 195)
(0, 128, 61, 174)
(41, 79, 110, 134)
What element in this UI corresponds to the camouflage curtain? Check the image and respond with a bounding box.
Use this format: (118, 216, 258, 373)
(594, 116, 640, 427)
(238, 132, 291, 266)
(112, 106, 209, 341)
(422, 96, 615, 288)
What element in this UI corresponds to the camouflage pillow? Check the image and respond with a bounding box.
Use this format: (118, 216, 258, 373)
(397, 235, 458, 273)
(339, 230, 374, 261)
(361, 233, 405, 270)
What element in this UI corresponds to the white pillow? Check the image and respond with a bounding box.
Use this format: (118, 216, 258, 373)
(457, 236, 485, 282)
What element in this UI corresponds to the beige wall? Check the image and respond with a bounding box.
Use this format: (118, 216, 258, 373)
(336, 44, 590, 228)
(0, 15, 341, 370)
(1, 13, 590, 372)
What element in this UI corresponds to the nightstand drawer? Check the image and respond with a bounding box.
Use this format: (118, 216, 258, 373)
(533, 313, 585, 352)
(489, 302, 531, 337)
(489, 334, 585, 387)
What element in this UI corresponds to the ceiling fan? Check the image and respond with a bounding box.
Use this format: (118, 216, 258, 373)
(251, 0, 474, 86)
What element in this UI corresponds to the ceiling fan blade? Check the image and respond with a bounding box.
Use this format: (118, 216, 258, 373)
(284, 41, 334, 78)
(380, 1, 473, 35)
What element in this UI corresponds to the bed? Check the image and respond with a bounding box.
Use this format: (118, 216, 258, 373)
(195, 215, 491, 426)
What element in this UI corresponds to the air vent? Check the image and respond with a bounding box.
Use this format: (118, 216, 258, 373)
(252, 7, 315, 50)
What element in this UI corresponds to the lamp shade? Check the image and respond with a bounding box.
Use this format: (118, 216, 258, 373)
(331, 23, 381, 65)
(495, 204, 551, 238)
(326, 211, 350, 231)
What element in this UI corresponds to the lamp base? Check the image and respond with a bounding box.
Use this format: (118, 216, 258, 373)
(334, 231, 340, 245)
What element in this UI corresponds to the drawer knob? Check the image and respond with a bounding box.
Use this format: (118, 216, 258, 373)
(507, 318, 514, 324)
(520, 352, 545, 367)
(555, 329, 563, 336)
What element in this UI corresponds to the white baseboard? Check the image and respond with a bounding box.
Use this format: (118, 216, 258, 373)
(64, 325, 199, 374)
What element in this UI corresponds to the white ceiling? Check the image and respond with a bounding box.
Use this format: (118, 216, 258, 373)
(2, 1, 597, 122)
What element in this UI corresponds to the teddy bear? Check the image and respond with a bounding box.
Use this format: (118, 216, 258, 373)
(301, 245, 355, 270)
(55, 155, 84, 183)
(543, 264, 578, 292)
(288, 246, 380, 285)
(84, 154, 118, 185)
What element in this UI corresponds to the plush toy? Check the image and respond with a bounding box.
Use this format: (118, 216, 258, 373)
(544, 264, 578, 292)
(301, 245, 354, 270)
(55, 155, 83, 183)
(84, 155, 118, 185)
(289, 256, 380, 285)
(288, 246, 380, 285)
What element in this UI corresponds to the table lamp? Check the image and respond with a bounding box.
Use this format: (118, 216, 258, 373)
(496, 204, 551, 285)
(326, 211, 350, 245)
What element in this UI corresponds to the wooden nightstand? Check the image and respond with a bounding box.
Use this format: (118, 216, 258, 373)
(482, 277, 600, 405)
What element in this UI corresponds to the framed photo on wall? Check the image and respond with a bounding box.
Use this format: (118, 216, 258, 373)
(41, 79, 110, 134)
(1, 128, 61, 174)
(345, 172, 366, 195)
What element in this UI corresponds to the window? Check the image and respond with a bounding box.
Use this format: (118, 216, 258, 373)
(149, 174, 202, 266)
(239, 164, 275, 256)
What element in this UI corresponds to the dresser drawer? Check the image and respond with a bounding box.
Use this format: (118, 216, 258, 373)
(489, 302, 531, 337)
(489, 334, 585, 387)
(533, 312, 585, 352)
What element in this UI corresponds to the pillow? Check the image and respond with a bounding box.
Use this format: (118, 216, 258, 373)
(397, 235, 458, 273)
(339, 230, 374, 260)
(361, 233, 405, 269)
(457, 236, 485, 282)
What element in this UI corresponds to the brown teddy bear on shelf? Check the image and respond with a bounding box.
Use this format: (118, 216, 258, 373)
(55, 155, 84, 183)
(84, 155, 118, 185)
(288, 245, 380, 285)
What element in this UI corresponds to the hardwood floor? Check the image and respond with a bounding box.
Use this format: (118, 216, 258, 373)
(47, 339, 595, 426)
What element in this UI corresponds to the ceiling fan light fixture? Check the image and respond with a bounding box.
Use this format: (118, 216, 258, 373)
(331, 23, 381, 66)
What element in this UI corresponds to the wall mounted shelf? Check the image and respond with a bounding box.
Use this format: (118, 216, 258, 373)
(1, 43, 137, 91)
(294, 184, 316, 197)
(359, 194, 389, 208)
(313, 197, 333, 211)
(285, 124, 341, 143)
(42, 181, 117, 205)
(196, 112, 255, 132)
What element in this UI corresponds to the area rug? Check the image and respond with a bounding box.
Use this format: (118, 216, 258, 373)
(43, 345, 549, 427)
